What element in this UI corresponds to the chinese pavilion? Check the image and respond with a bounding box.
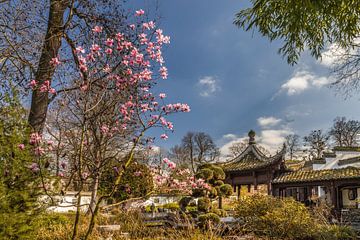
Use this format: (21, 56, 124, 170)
(222, 130, 286, 198)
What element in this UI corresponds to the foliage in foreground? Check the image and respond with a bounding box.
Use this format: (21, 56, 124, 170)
(0, 91, 44, 239)
(235, 194, 356, 240)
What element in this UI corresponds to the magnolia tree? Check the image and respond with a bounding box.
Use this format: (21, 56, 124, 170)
(21, 9, 190, 240)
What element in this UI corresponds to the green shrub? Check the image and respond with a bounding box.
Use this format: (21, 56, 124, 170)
(235, 194, 318, 239)
(197, 197, 211, 212)
(315, 225, 357, 240)
(198, 213, 220, 229)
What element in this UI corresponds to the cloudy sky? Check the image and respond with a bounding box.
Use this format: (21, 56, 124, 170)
(131, 0, 360, 157)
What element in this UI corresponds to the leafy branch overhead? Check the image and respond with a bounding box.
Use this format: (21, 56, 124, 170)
(234, 0, 360, 65)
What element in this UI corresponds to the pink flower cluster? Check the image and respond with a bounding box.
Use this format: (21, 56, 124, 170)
(49, 57, 61, 67)
(163, 158, 176, 170)
(29, 132, 42, 145)
(30, 162, 40, 173)
(29, 80, 56, 94)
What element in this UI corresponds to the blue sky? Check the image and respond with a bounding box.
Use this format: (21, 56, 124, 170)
(131, 0, 360, 155)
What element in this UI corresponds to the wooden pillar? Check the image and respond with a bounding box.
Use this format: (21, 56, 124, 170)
(253, 171, 258, 191)
(233, 183, 236, 192)
(247, 184, 251, 193)
(338, 187, 343, 209)
(331, 181, 338, 209)
(237, 185, 241, 200)
(267, 181, 272, 195)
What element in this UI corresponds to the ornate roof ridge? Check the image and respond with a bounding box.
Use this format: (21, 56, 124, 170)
(224, 142, 285, 166)
(273, 167, 360, 183)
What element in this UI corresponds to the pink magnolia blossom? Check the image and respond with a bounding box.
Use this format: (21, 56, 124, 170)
(105, 38, 114, 47)
(75, 46, 85, 54)
(105, 48, 113, 55)
(159, 93, 166, 99)
(60, 162, 67, 169)
(18, 144, 25, 150)
(159, 66, 168, 79)
(100, 125, 109, 134)
(30, 163, 40, 173)
(29, 132, 42, 145)
(91, 44, 101, 52)
(135, 9, 145, 16)
(92, 26, 103, 33)
(49, 88, 56, 95)
(160, 134, 168, 140)
(134, 171, 142, 176)
(34, 146, 45, 156)
(29, 80, 37, 89)
(49, 57, 61, 67)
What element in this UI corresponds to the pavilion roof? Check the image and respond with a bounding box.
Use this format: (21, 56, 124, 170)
(222, 130, 285, 172)
(273, 167, 360, 184)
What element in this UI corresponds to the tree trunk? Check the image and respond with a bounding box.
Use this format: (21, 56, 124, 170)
(88, 172, 100, 215)
(218, 196, 222, 209)
(28, 0, 68, 133)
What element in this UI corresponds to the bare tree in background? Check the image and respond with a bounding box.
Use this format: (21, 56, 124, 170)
(304, 130, 330, 159)
(330, 41, 360, 97)
(178, 132, 219, 173)
(285, 134, 300, 160)
(227, 139, 270, 158)
(169, 144, 188, 166)
(329, 117, 360, 147)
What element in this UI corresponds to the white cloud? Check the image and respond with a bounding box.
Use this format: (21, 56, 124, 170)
(257, 116, 282, 128)
(222, 133, 238, 140)
(198, 76, 220, 97)
(280, 70, 333, 96)
(219, 135, 247, 158)
(258, 129, 292, 149)
(219, 128, 292, 159)
(319, 38, 360, 67)
(319, 43, 346, 67)
(281, 70, 312, 95)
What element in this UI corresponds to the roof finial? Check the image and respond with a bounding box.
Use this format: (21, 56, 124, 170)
(248, 130, 256, 145)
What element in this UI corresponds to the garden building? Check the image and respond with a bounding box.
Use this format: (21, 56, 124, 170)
(222, 130, 360, 212)
(222, 130, 286, 199)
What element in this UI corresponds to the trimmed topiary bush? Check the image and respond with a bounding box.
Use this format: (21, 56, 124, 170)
(214, 180, 224, 186)
(198, 213, 220, 229)
(197, 197, 211, 212)
(196, 168, 213, 180)
(219, 184, 233, 196)
(210, 166, 226, 180)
